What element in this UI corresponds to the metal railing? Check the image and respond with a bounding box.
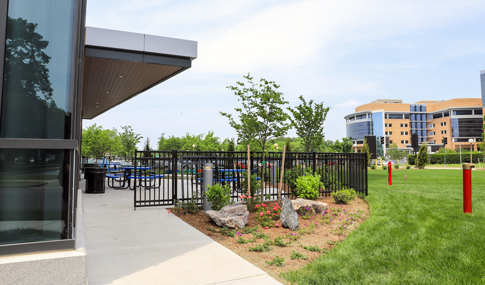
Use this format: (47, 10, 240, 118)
(133, 150, 367, 209)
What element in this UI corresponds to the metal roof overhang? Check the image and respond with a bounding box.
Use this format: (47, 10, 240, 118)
(82, 27, 197, 119)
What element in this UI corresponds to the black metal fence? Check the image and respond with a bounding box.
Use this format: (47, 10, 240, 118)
(133, 150, 367, 209)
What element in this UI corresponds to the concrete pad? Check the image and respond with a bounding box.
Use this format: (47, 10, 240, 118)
(82, 180, 281, 285)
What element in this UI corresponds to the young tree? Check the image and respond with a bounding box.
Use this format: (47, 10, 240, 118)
(221, 73, 292, 202)
(387, 143, 405, 161)
(360, 138, 372, 166)
(143, 137, 152, 158)
(82, 124, 119, 159)
(417, 143, 428, 169)
(331, 137, 354, 153)
(119, 126, 143, 160)
(288, 95, 330, 152)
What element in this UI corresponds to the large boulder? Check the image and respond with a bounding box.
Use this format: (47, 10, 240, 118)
(280, 196, 299, 231)
(292, 198, 328, 215)
(206, 203, 249, 229)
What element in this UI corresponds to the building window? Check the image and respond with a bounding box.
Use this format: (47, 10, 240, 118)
(441, 122, 446, 126)
(385, 123, 392, 128)
(388, 114, 404, 119)
(401, 131, 408, 135)
(441, 130, 447, 134)
(433, 113, 443, 119)
(404, 114, 409, 119)
(429, 124, 435, 128)
(475, 109, 483, 115)
(385, 131, 392, 135)
(401, 140, 409, 144)
(389, 140, 393, 144)
(453, 110, 473, 116)
(400, 123, 408, 128)
(429, 132, 435, 136)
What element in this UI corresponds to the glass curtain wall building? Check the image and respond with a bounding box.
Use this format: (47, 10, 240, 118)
(0, 0, 84, 254)
(0, 0, 197, 258)
(345, 98, 483, 154)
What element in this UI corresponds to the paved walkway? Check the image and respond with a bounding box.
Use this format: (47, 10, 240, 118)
(81, 179, 281, 285)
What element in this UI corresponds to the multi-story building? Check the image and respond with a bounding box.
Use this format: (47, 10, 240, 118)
(0, 0, 197, 283)
(344, 98, 483, 155)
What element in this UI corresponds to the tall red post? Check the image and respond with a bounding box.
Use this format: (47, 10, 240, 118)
(463, 163, 474, 213)
(388, 161, 392, 186)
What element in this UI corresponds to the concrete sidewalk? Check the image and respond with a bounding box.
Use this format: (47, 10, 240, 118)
(81, 180, 282, 285)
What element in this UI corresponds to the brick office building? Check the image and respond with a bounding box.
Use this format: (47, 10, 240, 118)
(344, 98, 483, 155)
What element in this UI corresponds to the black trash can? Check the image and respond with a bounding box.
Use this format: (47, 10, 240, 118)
(83, 163, 99, 174)
(85, 167, 107, 194)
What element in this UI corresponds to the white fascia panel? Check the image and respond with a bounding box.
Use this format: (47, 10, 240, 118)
(85, 27, 144, 51)
(145, 35, 197, 59)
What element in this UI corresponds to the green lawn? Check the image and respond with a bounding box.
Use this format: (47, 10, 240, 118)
(284, 169, 485, 284)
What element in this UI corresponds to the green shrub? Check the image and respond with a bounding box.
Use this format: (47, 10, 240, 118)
(295, 171, 323, 200)
(408, 154, 415, 165)
(371, 165, 376, 170)
(331, 188, 356, 204)
(382, 165, 387, 170)
(406, 165, 411, 169)
(206, 184, 232, 211)
(394, 164, 400, 169)
(408, 152, 482, 165)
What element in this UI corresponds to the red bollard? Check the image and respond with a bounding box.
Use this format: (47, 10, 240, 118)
(388, 161, 392, 186)
(463, 163, 474, 213)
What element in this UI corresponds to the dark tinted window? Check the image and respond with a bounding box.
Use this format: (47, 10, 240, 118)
(0, 149, 70, 245)
(453, 110, 473, 116)
(388, 114, 403, 119)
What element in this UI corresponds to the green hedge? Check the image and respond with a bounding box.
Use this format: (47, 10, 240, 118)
(408, 153, 483, 165)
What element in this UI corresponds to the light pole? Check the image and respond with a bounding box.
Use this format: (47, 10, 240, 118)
(274, 143, 278, 150)
(192, 144, 195, 152)
(468, 138, 475, 163)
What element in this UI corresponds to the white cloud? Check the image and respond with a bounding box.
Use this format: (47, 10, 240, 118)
(84, 0, 485, 144)
(336, 100, 362, 108)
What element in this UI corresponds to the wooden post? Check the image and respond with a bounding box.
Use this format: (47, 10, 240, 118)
(247, 145, 250, 196)
(277, 145, 287, 205)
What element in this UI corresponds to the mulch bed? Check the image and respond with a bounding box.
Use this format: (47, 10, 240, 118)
(170, 196, 369, 284)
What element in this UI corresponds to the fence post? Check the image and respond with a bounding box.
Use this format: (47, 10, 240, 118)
(172, 149, 178, 201)
(134, 150, 138, 210)
(313, 151, 316, 175)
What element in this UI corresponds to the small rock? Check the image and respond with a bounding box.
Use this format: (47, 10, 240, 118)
(280, 196, 299, 231)
(206, 203, 249, 229)
(292, 198, 328, 214)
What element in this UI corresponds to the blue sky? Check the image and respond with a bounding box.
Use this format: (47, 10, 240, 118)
(84, 0, 485, 149)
